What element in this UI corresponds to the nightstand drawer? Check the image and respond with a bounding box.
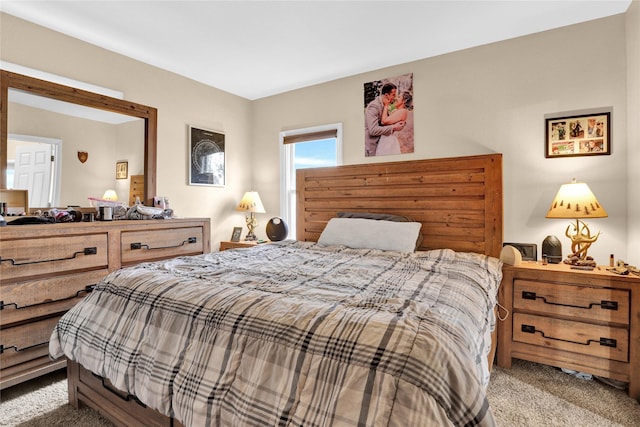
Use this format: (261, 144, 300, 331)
(514, 280, 629, 325)
(513, 313, 629, 362)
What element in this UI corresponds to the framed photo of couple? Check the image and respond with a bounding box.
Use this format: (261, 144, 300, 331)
(545, 112, 610, 158)
(363, 73, 414, 157)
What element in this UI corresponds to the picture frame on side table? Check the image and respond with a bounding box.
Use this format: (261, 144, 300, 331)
(230, 226, 243, 242)
(545, 112, 610, 158)
(188, 125, 225, 186)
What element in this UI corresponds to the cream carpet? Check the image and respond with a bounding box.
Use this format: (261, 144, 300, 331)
(1, 359, 639, 426)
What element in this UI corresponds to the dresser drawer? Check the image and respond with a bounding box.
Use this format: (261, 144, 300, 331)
(513, 313, 628, 362)
(0, 269, 107, 327)
(121, 226, 204, 264)
(0, 316, 61, 370)
(0, 234, 108, 281)
(514, 280, 629, 325)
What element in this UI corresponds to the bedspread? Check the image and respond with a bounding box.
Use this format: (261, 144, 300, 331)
(50, 241, 502, 426)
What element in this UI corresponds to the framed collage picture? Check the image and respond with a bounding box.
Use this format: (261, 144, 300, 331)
(545, 112, 610, 158)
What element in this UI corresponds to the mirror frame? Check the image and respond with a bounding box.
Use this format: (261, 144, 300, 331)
(1, 70, 157, 206)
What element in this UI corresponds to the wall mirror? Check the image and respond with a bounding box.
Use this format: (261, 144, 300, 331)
(1, 70, 157, 209)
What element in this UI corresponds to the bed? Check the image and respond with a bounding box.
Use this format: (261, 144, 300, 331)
(50, 153, 503, 427)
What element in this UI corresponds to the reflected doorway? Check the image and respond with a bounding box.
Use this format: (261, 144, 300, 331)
(7, 134, 61, 208)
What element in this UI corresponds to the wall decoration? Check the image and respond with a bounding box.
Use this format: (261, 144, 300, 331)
(116, 161, 128, 179)
(230, 226, 243, 242)
(188, 125, 225, 186)
(545, 112, 610, 158)
(363, 73, 414, 157)
(77, 151, 88, 163)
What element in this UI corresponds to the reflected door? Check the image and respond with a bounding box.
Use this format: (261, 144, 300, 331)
(14, 143, 54, 208)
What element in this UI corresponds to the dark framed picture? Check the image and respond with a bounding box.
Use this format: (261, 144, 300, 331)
(230, 226, 243, 242)
(545, 112, 610, 158)
(188, 125, 225, 186)
(116, 161, 128, 179)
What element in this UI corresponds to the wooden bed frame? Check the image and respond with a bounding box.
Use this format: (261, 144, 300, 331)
(297, 153, 503, 257)
(66, 153, 503, 427)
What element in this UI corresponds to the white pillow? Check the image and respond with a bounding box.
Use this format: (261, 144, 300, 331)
(318, 218, 422, 253)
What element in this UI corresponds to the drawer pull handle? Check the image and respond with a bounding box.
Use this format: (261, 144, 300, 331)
(0, 341, 48, 354)
(91, 373, 147, 408)
(0, 247, 97, 266)
(521, 324, 617, 348)
(130, 237, 197, 251)
(521, 291, 618, 311)
(0, 285, 96, 311)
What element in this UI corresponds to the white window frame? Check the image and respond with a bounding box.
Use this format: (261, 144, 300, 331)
(279, 123, 343, 239)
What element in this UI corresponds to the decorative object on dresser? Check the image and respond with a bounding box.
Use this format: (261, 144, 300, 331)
(542, 235, 563, 264)
(265, 217, 288, 241)
(0, 218, 211, 390)
(500, 245, 523, 266)
(230, 226, 243, 242)
(545, 178, 608, 266)
(236, 191, 265, 241)
(502, 242, 537, 261)
(497, 261, 640, 401)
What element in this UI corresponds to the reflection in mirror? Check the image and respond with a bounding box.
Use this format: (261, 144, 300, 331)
(7, 90, 144, 208)
(1, 70, 157, 208)
(7, 133, 61, 208)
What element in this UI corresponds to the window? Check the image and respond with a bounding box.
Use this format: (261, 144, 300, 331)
(280, 124, 342, 238)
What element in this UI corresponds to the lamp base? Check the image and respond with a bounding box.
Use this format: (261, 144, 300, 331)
(245, 213, 258, 241)
(564, 219, 599, 261)
(244, 232, 258, 241)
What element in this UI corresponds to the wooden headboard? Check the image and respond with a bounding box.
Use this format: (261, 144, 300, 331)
(296, 153, 503, 257)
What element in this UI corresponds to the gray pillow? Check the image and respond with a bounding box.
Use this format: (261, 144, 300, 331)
(337, 212, 415, 222)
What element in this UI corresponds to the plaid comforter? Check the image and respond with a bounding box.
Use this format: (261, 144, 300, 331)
(50, 241, 502, 426)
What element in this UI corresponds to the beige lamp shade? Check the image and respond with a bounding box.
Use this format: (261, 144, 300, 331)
(236, 191, 266, 213)
(102, 189, 118, 201)
(545, 179, 607, 219)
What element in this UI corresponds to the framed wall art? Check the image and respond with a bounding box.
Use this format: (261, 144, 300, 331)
(545, 112, 610, 158)
(363, 73, 414, 157)
(116, 161, 128, 179)
(188, 125, 225, 186)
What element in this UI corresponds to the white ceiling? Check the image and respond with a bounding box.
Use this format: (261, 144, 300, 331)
(2, 1, 632, 100)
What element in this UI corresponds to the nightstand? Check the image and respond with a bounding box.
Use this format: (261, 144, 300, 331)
(497, 261, 640, 400)
(219, 240, 263, 251)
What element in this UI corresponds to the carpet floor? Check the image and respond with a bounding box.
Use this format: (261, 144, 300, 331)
(1, 359, 638, 426)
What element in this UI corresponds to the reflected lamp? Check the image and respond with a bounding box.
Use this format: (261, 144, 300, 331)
(236, 191, 266, 241)
(102, 189, 118, 201)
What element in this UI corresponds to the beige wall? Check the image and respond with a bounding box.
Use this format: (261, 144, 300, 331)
(627, 1, 640, 263)
(253, 15, 631, 264)
(1, 11, 635, 263)
(1, 13, 253, 249)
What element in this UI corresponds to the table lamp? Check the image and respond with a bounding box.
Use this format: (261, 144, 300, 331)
(102, 189, 118, 201)
(545, 178, 607, 261)
(236, 191, 265, 241)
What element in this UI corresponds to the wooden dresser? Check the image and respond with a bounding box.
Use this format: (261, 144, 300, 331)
(497, 261, 640, 400)
(0, 218, 210, 390)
